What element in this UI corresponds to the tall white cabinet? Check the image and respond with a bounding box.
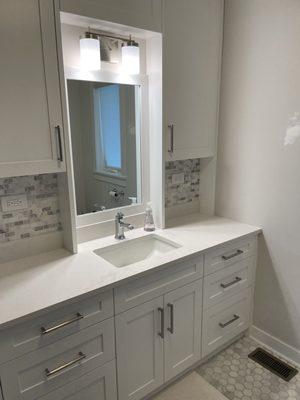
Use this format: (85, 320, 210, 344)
(164, 0, 223, 160)
(0, 0, 66, 178)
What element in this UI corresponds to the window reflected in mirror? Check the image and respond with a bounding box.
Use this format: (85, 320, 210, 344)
(67, 80, 141, 215)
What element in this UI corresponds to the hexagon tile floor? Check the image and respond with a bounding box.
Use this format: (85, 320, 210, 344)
(196, 337, 300, 400)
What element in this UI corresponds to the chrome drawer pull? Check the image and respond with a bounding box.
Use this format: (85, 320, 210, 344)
(158, 307, 165, 339)
(168, 124, 174, 153)
(41, 313, 83, 335)
(55, 125, 63, 162)
(220, 276, 242, 289)
(167, 303, 174, 334)
(219, 314, 240, 328)
(222, 249, 243, 261)
(45, 352, 86, 377)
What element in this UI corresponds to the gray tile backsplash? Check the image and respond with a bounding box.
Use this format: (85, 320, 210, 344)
(165, 159, 200, 208)
(0, 174, 62, 243)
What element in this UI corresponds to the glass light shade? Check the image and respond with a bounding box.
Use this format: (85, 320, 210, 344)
(122, 44, 140, 75)
(80, 37, 101, 71)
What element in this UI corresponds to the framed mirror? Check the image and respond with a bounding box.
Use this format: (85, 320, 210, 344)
(67, 79, 143, 216)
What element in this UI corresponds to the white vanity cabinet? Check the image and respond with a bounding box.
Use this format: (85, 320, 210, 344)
(0, 234, 258, 400)
(59, 0, 162, 32)
(116, 280, 202, 400)
(163, 0, 223, 160)
(0, 0, 66, 178)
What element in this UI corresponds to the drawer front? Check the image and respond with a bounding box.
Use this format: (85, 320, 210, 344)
(202, 288, 251, 357)
(114, 256, 203, 314)
(39, 361, 117, 400)
(204, 236, 256, 276)
(203, 256, 255, 309)
(0, 318, 115, 400)
(0, 290, 113, 364)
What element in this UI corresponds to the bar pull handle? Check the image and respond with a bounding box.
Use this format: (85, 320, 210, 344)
(41, 313, 83, 335)
(222, 249, 243, 261)
(55, 125, 63, 162)
(219, 314, 240, 328)
(220, 276, 242, 289)
(167, 303, 174, 334)
(45, 352, 86, 377)
(158, 307, 165, 339)
(168, 124, 174, 153)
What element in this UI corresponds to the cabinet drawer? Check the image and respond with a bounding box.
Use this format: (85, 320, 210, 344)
(204, 237, 256, 276)
(0, 290, 113, 364)
(203, 257, 255, 309)
(114, 256, 203, 314)
(202, 288, 251, 357)
(39, 361, 117, 400)
(0, 318, 115, 400)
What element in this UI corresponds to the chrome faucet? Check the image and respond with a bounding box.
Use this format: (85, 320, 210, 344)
(115, 212, 134, 240)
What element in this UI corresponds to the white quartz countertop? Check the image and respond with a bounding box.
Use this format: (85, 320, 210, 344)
(0, 214, 261, 330)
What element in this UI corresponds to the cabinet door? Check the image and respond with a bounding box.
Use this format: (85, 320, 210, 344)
(0, 0, 65, 178)
(164, 0, 223, 160)
(164, 280, 202, 381)
(60, 0, 162, 32)
(115, 297, 164, 400)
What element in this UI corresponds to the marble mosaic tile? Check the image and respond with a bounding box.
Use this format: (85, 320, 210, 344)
(165, 159, 200, 208)
(0, 174, 62, 243)
(197, 336, 300, 400)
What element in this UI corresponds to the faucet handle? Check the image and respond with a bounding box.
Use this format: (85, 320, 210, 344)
(116, 212, 124, 220)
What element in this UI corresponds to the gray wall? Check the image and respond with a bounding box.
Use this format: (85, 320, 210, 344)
(216, 0, 300, 350)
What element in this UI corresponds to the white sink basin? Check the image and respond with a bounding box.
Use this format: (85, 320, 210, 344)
(93, 234, 181, 268)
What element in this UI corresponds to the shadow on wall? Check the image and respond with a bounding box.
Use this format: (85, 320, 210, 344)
(253, 235, 300, 349)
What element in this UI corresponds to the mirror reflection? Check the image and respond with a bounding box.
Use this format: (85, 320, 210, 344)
(67, 80, 141, 215)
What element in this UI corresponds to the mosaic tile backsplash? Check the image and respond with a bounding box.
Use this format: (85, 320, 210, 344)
(165, 159, 200, 208)
(0, 174, 62, 243)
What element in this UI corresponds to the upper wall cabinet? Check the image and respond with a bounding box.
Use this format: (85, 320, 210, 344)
(59, 0, 163, 32)
(0, 0, 65, 178)
(164, 0, 223, 161)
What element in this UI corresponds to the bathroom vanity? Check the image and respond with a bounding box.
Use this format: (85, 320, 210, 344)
(0, 1, 262, 399)
(0, 215, 260, 400)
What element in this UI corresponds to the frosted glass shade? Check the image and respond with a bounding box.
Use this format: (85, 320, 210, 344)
(80, 37, 101, 71)
(122, 44, 140, 75)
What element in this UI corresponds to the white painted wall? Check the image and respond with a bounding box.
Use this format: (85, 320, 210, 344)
(216, 0, 300, 351)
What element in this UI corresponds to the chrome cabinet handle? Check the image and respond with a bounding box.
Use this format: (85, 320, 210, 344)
(55, 125, 63, 162)
(219, 314, 240, 328)
(220, 276, 242, 289)
(158, 307, 165, 338)
(45, 352, 86, 377)
(41, 313, 83, 335)
(222, 249, 243, 261)
(167, 303, 174, 334)
(168, 124, 174, 153)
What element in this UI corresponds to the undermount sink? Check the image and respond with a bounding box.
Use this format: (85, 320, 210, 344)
(93, 234, 181, 268)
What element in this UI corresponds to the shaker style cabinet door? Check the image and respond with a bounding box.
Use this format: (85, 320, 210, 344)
(115, 297, 164, 400)
(163, 0, 223, 160)
(0, 0, 65, 178)
(164, 280, 202, 381)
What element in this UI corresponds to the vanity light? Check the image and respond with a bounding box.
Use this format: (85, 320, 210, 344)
(80, 33, 101, 71)
(122, 36, 140, 75)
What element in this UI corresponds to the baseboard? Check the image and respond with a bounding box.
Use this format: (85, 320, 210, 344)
(250, 325, 300, 367)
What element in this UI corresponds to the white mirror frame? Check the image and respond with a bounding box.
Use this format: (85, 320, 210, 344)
(64, 67, 149, 228)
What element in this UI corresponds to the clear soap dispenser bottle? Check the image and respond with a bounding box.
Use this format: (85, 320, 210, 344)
(144, 202, 155, 231)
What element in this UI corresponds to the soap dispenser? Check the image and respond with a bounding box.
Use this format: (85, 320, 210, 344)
(144, 202, 155, 231)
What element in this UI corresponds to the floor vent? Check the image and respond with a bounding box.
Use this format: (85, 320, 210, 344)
(248, 348, 298, 382)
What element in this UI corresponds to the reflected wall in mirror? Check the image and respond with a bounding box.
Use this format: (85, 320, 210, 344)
(67, 80, 141, 215)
